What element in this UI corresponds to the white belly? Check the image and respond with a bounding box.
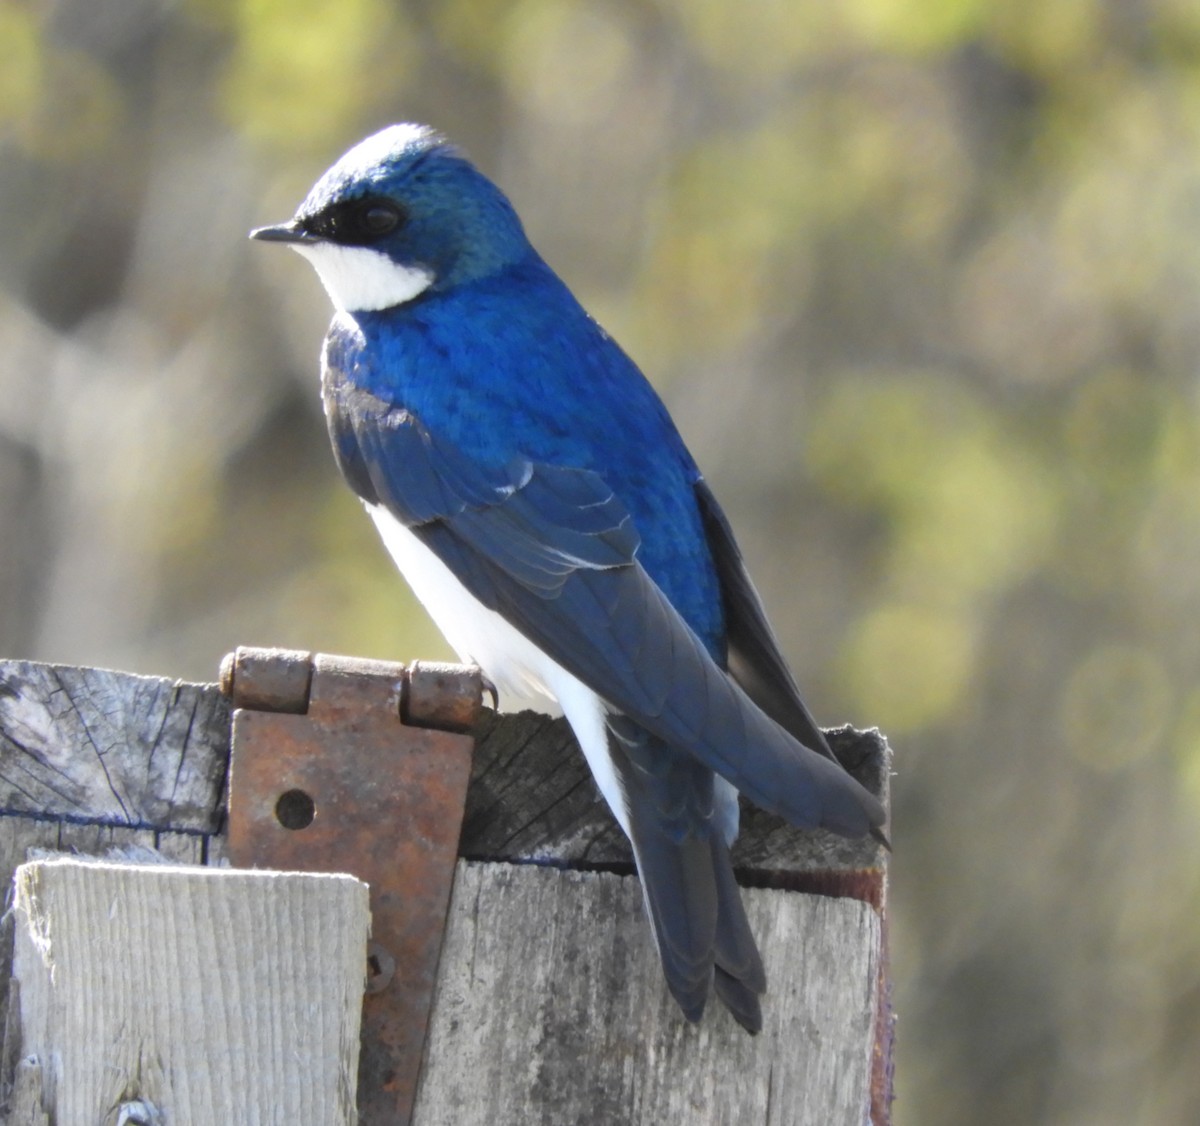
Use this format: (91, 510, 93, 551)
(367, 504, 630, 834)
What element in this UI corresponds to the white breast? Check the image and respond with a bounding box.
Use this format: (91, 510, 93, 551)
(366, 504, 630, 834)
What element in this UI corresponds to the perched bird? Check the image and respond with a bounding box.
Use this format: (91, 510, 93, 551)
(252, 124, 887, 1032)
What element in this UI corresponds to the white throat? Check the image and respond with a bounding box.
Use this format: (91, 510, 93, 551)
(292, 242, 433, 313)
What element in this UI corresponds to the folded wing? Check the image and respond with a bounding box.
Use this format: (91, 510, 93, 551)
(330, 384, 886, 838)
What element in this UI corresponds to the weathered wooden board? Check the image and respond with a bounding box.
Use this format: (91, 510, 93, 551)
(0, 658, 893, 1123)
(0, 662, 228, 832)
(0, 819, 209, 1086)
(414, 860, 881, 1126)
(9, 858, 369, 1125)
(0, 660, 890, 873)
(463, 710, 890, 874)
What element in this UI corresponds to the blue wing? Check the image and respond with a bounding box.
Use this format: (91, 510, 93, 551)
(694, 480, 840, 763)
(328, 380, 886, 839)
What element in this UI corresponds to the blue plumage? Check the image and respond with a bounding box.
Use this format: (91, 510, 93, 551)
(335, 262, 726, 649)
(252, 124, 886, 1033)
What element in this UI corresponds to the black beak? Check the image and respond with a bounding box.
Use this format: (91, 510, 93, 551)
(249, 221, 314, 244)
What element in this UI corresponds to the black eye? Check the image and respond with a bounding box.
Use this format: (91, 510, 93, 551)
(304, 197, 405, 245)
(358, 202, 401, 237)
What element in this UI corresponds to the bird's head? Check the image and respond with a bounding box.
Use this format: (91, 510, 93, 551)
(251, 124, 530, 313)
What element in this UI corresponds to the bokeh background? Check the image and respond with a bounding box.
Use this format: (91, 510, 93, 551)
(3, 1, 1199, 1121)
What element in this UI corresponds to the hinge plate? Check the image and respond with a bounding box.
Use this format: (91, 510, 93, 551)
(222, 647, 481, 1125)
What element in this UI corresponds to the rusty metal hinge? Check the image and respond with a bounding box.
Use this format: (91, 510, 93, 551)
(220, 646, 482, 1125)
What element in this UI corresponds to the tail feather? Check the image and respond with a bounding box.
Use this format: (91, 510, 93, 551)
(714, 968, 763, 1034)
(712, 832, 765, 1033)
(633, 833, 718, 1021)
(610, 717, 766, 1029)
(711, 834, 764, 989)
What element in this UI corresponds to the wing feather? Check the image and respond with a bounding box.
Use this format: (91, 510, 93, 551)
(332, 386, 885, 837)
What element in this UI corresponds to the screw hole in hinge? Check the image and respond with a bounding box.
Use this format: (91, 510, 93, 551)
(275, 788, 316, 830)
(366, 940, 396, 993)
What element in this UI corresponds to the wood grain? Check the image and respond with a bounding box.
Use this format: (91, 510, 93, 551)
(463, 709, 891, 873)
(0, 662, 228, 832)
(414, 860, 881, 1126)
(0, 659, 893, 1123)
(10, 858, 368, 1125)
(0, 660, 890, 874)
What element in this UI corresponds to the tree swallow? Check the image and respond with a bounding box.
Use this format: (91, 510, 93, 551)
(252, 124, 887, 1033)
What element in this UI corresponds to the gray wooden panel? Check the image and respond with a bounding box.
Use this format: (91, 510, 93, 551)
(463, 710, 891, 873)
(0, 660, 890, 873)
(10, 859, 368, 1124)
(0, 659, 892, 1121)
(415, 860, 880, 1126)
(0, 661, 228, 832)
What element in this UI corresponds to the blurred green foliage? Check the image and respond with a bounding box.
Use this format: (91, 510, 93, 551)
(211, 0, 420, 153)
(2, 0, 1200, 1121)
